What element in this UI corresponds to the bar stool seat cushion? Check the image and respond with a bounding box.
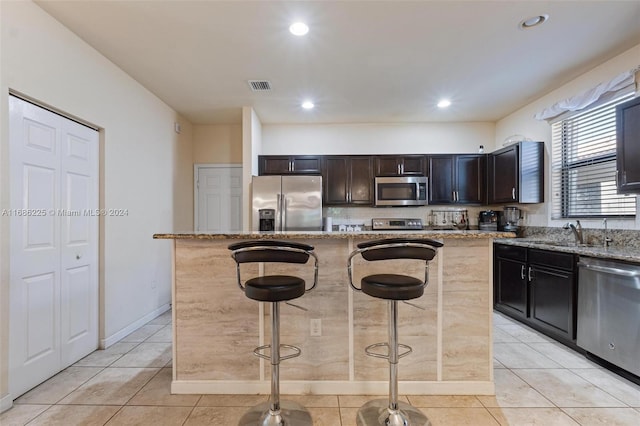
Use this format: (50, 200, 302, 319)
(361, 274, 424, 300)
(245, 275, 306, 302)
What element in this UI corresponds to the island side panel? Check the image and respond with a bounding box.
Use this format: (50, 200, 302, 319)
(174, 239, 260, 380)
(352, 254, 440, 381)
(441, 238, 491, 381)
(262, 239, 351, 380)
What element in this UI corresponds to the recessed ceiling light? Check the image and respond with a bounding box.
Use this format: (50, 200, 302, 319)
(302, 101, 314, 109)
(519, 14, 549, 29)
(437, 99, 451, 108)
(289, 22, 309, 36)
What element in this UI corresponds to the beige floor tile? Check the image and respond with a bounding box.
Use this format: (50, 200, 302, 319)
(562, 407, 640, 425)
(488, 407, 579, 425)
(569, 368, 640, 407)
(340, 407, 359, 426)
(105, 405, 192, 425)
(127, 368, 201, 406)
(147, 310, 172, 326)
(494, 358, 506, 369)
(408, 395, 483, 407)
(15, 366, 103, 404)
(58, 367, 160, 405)
(307, 407, 342, 426)
(281, 394, 339, 407)
(110, 342, 172, 368)
(0, 404, 50, 426)
(197, 394, 266, 407)
(145, 324, 172, 343)
(493, 327, 519, 343)
(497, 323, 554, 343)
(514, 369, 627, 408)
(478, 369, 554, 408)
(73, 342, 140, 367)
(420, 407, 499, 425)
(27, 404, 120, 425)
(494, 342, 562, 369)
(338, 394, 408, 407)
(120, 324, 165, 342)
(527, 342, 599, 369)
(183, 406, 255, 425)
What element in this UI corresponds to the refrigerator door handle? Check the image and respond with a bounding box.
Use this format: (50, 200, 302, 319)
(282, 197, 287, 231)
(276, 193, 282, 231)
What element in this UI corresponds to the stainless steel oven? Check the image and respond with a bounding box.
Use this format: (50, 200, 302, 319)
(374, 176, 428, 206)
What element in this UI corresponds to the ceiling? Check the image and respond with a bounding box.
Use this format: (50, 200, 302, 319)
(35, 1, 640, 125)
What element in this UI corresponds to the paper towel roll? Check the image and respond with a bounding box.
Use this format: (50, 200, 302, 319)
(324, 217, 333, 232)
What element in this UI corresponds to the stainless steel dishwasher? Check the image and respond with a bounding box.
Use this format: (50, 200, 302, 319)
(577, 257, 640, 377)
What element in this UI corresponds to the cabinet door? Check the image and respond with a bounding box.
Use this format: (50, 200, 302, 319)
(489, 146, 518, 203)
(349, 157, 373, 205)
(259, 156, 292, 175)
(291, 156, 322, 174)
(428, 155, 455, 204)
(529, 265, 575, 342)
(375, 156, 401, 176)
(494, 257, 528, 319)
(456, 155, 486, 204)
(400, 155, 426, 175)
(616, 96, 640, 193)
(323, 157, 349, 205)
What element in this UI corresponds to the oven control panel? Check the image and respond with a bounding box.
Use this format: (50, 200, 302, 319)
(372, 218, 423, 230)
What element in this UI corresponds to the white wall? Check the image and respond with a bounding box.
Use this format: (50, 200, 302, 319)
(0, 0, 193, 405)
(496, 43, 640, 230)
(262, 122, 495, 155)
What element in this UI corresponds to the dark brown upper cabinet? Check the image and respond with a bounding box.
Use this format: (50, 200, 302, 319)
(616, 96, 640, 194)
(323, 156, 374, 206)
(428, 154, 486, 205)
(374, 155, 426, 176)
(258, 155, 322, 175)
(488, 141, 544, 204)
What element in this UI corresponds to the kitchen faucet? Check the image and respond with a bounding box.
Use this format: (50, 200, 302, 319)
(603, 218, 612, 248)
(563, 220, 583, 245)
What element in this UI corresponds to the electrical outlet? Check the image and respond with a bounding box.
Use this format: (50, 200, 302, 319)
(310, 318, 322, 336)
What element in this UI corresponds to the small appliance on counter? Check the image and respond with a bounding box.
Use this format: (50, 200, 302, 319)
(498, 206, 521, 232)
(372, 218, 423, 230)
(429, 209, 468, 230)
(478, 210, 498, 231)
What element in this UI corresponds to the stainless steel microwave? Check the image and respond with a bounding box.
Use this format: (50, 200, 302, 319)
(374, 176, 428, 206)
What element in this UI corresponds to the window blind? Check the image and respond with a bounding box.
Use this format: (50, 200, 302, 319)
(551, 94, 636, 219)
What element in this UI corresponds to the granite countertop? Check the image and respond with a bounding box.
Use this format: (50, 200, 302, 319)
(495, 237, 640, 263)
(154, 230, 516, 240)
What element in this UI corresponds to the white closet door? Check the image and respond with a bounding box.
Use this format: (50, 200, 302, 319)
(196, 166, 242, 232)
(9, 96, 98, 398)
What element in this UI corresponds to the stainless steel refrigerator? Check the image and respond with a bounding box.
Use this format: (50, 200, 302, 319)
(252, 175, 323, 231)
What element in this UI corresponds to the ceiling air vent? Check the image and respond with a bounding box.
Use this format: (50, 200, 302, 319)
(248, 80, 272, 91)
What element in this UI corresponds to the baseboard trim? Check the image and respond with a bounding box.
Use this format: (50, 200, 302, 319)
(171, 380, 495, 396)
(101, 303, 171, 349)
(0, 393, 13, 414)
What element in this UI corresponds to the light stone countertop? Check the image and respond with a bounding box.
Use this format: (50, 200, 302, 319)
(154, 230, 516, 240)
(495, 237, 640, 263)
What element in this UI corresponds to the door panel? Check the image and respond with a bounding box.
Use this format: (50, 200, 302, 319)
(197, 166, 243, 232)
(9, 96, 99, 397)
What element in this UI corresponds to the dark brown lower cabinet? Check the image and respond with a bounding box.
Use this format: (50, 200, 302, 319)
(494, 244, 577, 346)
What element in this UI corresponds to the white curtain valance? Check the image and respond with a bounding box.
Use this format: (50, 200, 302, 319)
(534, 66, 639, 121)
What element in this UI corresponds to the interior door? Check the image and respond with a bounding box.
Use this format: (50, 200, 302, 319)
(9, 95, 99, 398)
(196, 166, 242, 232)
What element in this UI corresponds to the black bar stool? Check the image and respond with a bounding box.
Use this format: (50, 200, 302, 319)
(347, 238, 443, 426)
(229, 240, 318, 426)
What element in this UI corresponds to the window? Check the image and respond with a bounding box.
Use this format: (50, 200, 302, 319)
(551, 94, 636, 219)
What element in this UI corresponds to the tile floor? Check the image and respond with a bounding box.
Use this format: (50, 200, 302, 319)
(2, 310, 640, 425)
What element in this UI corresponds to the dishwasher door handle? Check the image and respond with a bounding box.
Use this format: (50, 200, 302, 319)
(578, 262, 640, 279)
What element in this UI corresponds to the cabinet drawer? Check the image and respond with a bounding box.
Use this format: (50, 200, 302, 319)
(528, 249, 575, 271)
(494, 244, 527, 262)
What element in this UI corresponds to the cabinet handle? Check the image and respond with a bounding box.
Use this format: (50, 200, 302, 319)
(511, 187, 516, 200)
(289, 161, 293, 172)
(528, 266, 533, 282)
(452, 191, 456, 202)
(520, 265, 526, 280)
(456, 191, 459, 202)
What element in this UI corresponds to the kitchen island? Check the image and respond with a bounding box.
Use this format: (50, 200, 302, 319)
(153, 230, 514, 395)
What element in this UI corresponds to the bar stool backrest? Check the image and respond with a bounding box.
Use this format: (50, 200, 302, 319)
(357, 238, 442, 262)
(229, 240, 313, 264)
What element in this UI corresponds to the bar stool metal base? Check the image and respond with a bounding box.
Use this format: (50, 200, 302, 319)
(238, 400, 313, 426)
(356, 399, 430, 426)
